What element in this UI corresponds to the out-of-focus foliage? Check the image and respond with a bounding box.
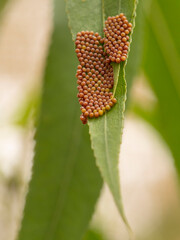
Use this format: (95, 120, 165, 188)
(133, 0, 180, 174)
(18, 0, 102, 240)
(83, 229, 105, 240)
(126, 1, 144, 101)
(0, 0, 8, 19)
(0, 0, 7, 13)
(15, 91, 40, 127)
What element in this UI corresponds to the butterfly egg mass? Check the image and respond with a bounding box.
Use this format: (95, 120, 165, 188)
(104, 13, 132, 63)
(75, 13, 131, 124)
(75, 31, 117, 124)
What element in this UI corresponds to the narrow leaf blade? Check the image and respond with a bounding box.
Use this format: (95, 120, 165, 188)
(66, 0, 138, 231)
(18, 1, 102, 240)
(88, 62, 127, 222)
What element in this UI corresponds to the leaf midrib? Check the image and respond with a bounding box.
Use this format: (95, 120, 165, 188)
(104, 113, 118, 201)
(101, 0, 121, 206)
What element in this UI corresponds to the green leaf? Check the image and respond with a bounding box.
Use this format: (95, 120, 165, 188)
(0, 0, 6, 11)
(126, 1, 145, 102)
(83, 229, 105, 240)
(66, 0, 138, 231)
(15, 91, 40, 127)
(66, 0, 103, 40)
(0, 0, 8, 16)
(18, 1, 102, 240)
(88, 64, 127, 221)
(139, 0, 180, 171)
(112, 62, 120, 96)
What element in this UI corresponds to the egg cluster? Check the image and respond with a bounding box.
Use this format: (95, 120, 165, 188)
(104, 13, 132, 63)
(75, 13, 132, 124)
(75, 31, 117, 124)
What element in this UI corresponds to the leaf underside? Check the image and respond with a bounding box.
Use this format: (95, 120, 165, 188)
(18, 1, 102, 240)
(66, 0, 138, 230)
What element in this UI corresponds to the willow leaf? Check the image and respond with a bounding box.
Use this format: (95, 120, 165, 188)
(18, 1, 102, 240)
(66, 0, 137, 230)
